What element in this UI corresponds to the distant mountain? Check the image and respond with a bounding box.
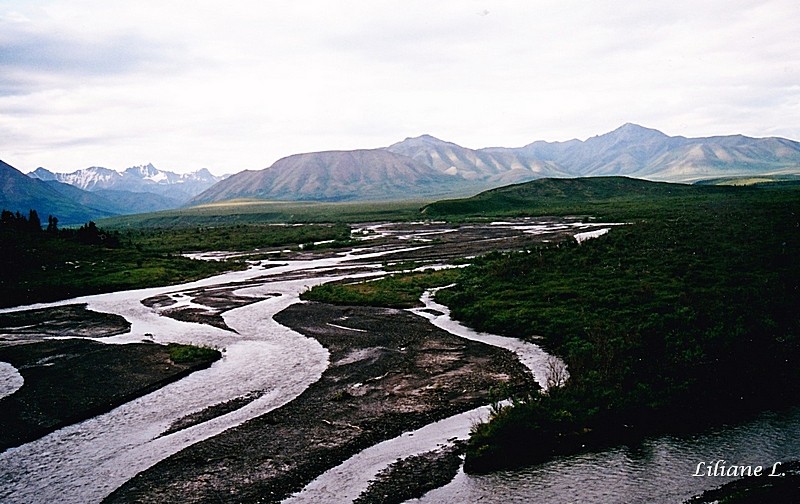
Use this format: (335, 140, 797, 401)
(387, 134, 572, 184)
(190, 149, 461, 204)
(189, 124, 800, 205)
(92, 189, 183, 214)
(1, 160, 117, 225)
(29, 164, 224, 202)
(505, 124, 800, 181)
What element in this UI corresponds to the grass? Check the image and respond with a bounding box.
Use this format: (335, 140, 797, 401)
(118, 223, 352, 254)
(428, 183, 800, 472)
(0, 217, 356, 307)
(167, 343, 222, 364)
(98, 199, 430, 228)
(301, 269, 460, 309)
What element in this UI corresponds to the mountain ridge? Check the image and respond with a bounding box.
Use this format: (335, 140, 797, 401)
(1, 160, 118, 225)
(8, 124, 800, 211)
(191, 149, 459, 204)
(190, 123, 800, 204)
(28, 164, 224, 202)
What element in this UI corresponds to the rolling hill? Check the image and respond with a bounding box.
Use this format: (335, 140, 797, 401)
(419, 176, 738, 218)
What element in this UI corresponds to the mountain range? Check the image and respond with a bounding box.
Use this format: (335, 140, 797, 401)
(190, 123, 800, 204)
(1, 162, 223, 225)
(3, 124, 800, 224)
(28, 164, 223, 202)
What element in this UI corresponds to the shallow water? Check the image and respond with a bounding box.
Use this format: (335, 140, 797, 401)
(0, 361, 24, 399)
(3, 220, 792, 504)
(285, 285, 800, 504)
(285, 287, 561, 503)
(0, 250, 387, 503)
(412, 406, 800, 503)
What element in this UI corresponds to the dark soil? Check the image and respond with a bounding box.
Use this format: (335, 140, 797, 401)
(161, 390, 264, 437)
(142, 284, 278, 332)
(0, 303, 130, 342)
(105, 302, 535, 503)
(0, 338, 219, 452)
(354, 442, 466, 504)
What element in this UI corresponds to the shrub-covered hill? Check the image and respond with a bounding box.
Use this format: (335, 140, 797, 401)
(420, 176, 736, 219)
(432, 182, 800, 472)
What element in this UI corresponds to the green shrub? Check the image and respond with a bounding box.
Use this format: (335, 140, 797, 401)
(167, 343, 221, 364)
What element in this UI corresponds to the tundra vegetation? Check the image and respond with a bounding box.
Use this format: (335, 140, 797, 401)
(4, 176, 799, 477)
(0, 210, 348, 307)
(303, 178, 800, 472)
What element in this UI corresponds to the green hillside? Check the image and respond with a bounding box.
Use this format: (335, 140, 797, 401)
(421, 176, 737, 220)
(98, 199, 427, 228)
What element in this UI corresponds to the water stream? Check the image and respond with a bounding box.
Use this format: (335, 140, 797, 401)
(0, 362, 24, 399)
(284, 286, 561, 503)
(0, 249, 395, 503)
(412, 405, 800, 503)
(2, 222, 797, 503)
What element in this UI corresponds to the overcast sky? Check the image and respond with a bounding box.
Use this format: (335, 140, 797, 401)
(1, 0, 798, 175)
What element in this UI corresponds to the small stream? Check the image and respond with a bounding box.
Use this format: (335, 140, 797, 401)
(0, 249, 394, 503)
(284, 286, 562, 503)
(1, 221, 797, 503)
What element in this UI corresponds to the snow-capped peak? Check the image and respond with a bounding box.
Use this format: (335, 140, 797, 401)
(27, 163, 224, 201)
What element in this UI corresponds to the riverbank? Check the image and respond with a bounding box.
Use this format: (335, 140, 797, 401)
(105, 301, 535, 503)
(0, 311, 220, 452)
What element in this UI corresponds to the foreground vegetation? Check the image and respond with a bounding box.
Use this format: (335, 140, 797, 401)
(167, 343, 222, 364)
(434, 184, 800, 472)
(301, 269, 460, 309)
(119, 222, 351, 255)
(302, 179, 800, 473)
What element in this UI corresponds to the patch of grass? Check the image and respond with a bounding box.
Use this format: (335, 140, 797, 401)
(118, 223, 352, 254)
(301, 269, 460, 309)
(167, 343, 222, 364)
(98, 199, 428, 228)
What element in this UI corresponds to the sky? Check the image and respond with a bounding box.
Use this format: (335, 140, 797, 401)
(1, 0, 798, 175)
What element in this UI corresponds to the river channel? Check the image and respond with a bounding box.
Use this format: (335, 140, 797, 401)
(1, 219, 798, 503)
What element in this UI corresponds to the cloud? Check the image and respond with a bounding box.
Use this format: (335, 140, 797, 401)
(0, 0, 798, 173)
(0, 12, 191, 97)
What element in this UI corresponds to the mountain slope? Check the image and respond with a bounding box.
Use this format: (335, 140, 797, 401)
(388, 134, 572, 183)
(15, 124, 800, 207)
(191, 124, 800, 205)
(513, 124, 800, 181)
(190, 149, 461, 204)
(1, 160, 117, 225)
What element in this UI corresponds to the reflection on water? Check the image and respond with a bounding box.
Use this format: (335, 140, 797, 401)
(413, 406, 800, 504)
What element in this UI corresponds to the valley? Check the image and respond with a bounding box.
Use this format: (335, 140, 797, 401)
(1, 178, 799, 502)
(4, 123, 800, 226)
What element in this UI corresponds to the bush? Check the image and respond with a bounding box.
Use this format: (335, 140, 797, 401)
(167, 343, 221, 364)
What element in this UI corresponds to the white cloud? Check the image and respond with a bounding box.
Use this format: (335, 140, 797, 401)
(0, 0, 798, 174)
